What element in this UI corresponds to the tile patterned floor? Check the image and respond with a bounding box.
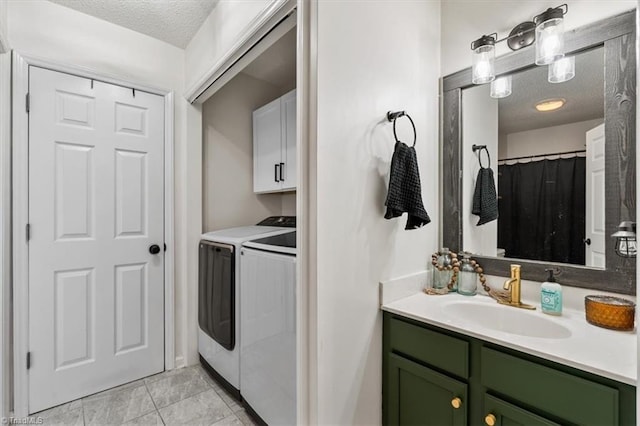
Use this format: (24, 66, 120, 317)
(31, 365, 258, 426)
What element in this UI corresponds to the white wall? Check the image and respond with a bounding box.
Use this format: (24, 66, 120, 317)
(462, 84, 498, 256)
(6, 0, 195, 371)
(502, 118, 603, 159)
(202, 72, 294, 231)
(0, 0, 9, 418)
(312, 1, 440, 424)
(441, 0, 636, 76)
(185, 0, 274, 91)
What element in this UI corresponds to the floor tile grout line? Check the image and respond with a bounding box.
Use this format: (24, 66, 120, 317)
(142, 380, 165, 426)
(80, 398, 87, 426)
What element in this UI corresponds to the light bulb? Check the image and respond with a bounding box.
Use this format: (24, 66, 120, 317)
(490, 76, 512, 98)
(548, 56, 575, 83)
(535, 11, 565, 65)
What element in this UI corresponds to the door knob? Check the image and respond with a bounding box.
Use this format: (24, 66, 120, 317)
(451, 397, 462, 409)
(584, 238, 592, 245)
(149, 244, 161, 255)
(485, 413, 496, 426)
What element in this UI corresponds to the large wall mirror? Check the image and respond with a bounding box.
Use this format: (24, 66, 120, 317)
(442, 10, 636, 294)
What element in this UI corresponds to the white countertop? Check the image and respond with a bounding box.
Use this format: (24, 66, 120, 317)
(382, 291, 637, 386)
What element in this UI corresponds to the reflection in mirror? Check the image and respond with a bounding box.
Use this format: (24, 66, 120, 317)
(462, 46, 604, 268)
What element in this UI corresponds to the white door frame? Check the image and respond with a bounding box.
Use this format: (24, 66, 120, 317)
(11, 51, 175, 417)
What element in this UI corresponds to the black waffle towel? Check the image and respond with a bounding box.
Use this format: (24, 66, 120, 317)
(384, 141, 431, 230)
(472, 167, 498, 226)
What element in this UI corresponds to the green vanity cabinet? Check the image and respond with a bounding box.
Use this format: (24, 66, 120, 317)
(482, 394, 560, 426)
(382, 312, 636, 426)
(387, 353, 468, 425)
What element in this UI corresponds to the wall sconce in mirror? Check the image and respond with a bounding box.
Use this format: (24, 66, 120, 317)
(612, 221, 637, 258)
(548, 56, 575, 83)
(470, 4, 568, 87)
(490, 75, 512, 98)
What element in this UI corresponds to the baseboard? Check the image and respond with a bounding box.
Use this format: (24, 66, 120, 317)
(174, 356, 186, 369)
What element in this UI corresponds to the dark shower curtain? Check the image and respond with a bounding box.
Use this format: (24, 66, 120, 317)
(497, 157, 586, 265)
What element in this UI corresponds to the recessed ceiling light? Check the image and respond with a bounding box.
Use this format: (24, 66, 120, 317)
(535, 98, 566, 112)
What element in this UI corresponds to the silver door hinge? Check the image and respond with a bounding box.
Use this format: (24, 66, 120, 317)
(25, 93, 30, 113)
(26, 223, 30, 241)
(26, 352, 31, 370)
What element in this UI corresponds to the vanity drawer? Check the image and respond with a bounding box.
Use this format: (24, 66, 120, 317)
(389, 317, 469, 379)
(481, 347, 619, 425)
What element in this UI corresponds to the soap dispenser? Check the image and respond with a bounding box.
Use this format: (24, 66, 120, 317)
(541, 269, 562, 315)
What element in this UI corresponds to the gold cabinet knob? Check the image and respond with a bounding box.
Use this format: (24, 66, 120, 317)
(451, 397, 462, 409)
(485, 413, 496, 426)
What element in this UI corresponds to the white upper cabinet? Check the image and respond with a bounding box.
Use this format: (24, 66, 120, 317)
(253, 89, 296, 193)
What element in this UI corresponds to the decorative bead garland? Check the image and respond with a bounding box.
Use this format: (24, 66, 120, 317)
(426, 251, 497, 296)
(469, 258, 491, 293)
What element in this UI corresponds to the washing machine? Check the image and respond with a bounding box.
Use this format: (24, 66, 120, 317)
(240, 231, 297, 425)
(198, 216, 295, 396)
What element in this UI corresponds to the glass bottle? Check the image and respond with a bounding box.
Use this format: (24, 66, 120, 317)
(433, 248, 454, 290)
(457, 253, 478, 296)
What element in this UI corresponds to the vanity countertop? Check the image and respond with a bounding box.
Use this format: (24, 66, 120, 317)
(382, 291, 637, 386)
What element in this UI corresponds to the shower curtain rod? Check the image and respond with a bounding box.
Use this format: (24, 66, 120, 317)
(498, 149, 586, 163)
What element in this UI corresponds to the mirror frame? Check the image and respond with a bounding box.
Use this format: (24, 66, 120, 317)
(441, 10, 636, 294)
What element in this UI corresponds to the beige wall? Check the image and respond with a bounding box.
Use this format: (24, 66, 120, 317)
(502, 118, 603, 159)
(202, 72, 295, 231)
(441, 0, 636, 76)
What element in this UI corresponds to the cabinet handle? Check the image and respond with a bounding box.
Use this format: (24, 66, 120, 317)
(274, 164, 280, 182)
(485, 413, 496, 426)
(280, 162, 285, 181)
(450, 397, 462, 409)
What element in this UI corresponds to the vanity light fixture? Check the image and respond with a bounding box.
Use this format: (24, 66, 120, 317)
(548, 56, 575, 83)
(471, 34, 496, 84)
(470, 4, 568, 85)
(535, 98, 565, 112)
(490, 75, 512, 98)
(534, 5, 568, 65)
(612, 221, 637, 258)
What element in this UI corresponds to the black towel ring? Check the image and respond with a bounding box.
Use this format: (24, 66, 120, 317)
(472, 144, 491, 169)
(387, 110, 417, 147)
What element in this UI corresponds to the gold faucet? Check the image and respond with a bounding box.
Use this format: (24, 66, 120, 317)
(498, 264, 536, 310)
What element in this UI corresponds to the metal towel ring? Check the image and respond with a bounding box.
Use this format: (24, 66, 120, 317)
(472, 144, 491, 169)
(387, 111, 417, 147)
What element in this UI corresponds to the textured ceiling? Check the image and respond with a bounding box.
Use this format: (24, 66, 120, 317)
(498, 47, 604, 135)
(47, 0, 219, 48)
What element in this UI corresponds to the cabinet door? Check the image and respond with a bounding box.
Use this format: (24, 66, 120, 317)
(483, 394, 560, 426)
(280, 89, 297, 191)
(253, 97, 283, 193)
(387, 353, 467, 426)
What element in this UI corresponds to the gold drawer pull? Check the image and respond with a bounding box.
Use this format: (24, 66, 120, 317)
(451, 397, 462, 409)
(485, 413, 496, 426)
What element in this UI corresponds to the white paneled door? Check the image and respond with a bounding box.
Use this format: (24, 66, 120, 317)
(585, 124, 606, 268)
(28, 67, 165, 413)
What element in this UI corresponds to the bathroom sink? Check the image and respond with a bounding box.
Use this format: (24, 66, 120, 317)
(442, 300, 572, 339)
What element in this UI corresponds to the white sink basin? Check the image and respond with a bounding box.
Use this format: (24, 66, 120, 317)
(442, 300, 572, 339)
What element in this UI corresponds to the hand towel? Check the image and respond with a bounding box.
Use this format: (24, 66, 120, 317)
(472, 167, 498, 226)
(384, 141, 431, 230)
